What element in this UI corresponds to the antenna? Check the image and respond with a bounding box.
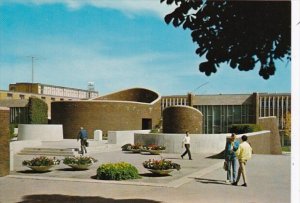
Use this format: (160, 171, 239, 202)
(26, 55, 45, 84)
(191, 82, 209, 94)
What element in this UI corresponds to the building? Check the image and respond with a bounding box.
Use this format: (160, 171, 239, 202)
(162, 92, 291, 145)
(51, 88, 161, 138)
(9, 82, 98, 99)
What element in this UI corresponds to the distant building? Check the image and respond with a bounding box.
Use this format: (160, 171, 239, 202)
(162, 92, 291, 145)
(1, 82, 99, 123)
(9, 82, 98, 99)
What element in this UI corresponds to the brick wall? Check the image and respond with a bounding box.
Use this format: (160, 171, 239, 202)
(0, 107, 10, 176)
(163, 106, 203, 134)
(51, 100, 161, 138)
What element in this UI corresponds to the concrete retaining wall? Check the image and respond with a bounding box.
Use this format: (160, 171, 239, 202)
(108, 130, 151, 145)
(135, 130, 274, 154)
(135, 133, 230, 154)
(18, 124, 63, 141)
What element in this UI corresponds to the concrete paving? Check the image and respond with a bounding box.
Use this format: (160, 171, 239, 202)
(0, 145, 291, 203)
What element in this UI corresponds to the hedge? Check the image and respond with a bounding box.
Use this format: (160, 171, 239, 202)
(229, 124, 262, 134)
(96, 162, 140, 180)
(28, 97, 48, 124)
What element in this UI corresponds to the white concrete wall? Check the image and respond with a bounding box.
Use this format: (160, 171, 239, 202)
(10, 140, 42, 155)
(135, 133, 230, 154)
(135, 131, 272, 154)
(108, 130, 151, 145)
(18, 124, 63, 141)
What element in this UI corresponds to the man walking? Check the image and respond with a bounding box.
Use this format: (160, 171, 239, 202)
(181, 131, 192, 160)
(232, 135, 252, 187)
(77, 127, 88, 155)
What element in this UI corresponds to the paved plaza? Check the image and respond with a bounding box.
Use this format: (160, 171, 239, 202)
(0, 145, 291, 203)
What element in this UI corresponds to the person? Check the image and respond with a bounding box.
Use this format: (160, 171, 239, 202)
(77, 127, 88, 154)
(181, 131, 192, 160)
(224, 133, 239, 183)
(232, 135, 253, 187)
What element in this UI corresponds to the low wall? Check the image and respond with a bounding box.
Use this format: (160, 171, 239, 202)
(108, 130, 151, 145)
(18, 124, 63, 141)
(135, 133, 230, 154)
(236, 131, 271, 154)
(10, 140, 42, 155)
(135, 130, 274, 154)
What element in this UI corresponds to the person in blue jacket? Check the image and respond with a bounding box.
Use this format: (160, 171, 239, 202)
(224, 133, 240, 183)
(77, 127, 88, 154)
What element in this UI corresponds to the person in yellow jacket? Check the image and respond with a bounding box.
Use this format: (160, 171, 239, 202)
(232, 135, 252, 187)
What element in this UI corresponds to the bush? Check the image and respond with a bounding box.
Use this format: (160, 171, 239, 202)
(28, 97, 48, 124)
(96, 162, 140, 180)
(229, 124, 262, 134)
(121, 143, 132, 151)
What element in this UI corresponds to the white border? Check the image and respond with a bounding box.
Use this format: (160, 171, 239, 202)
(291, 1, 300, 202)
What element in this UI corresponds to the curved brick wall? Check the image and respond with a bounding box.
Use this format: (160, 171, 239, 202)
(51, 88, 161, 138)
(163, 106, 203, 134)
(93, 88, 159, 104)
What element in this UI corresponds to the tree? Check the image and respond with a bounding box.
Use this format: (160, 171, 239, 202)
(283, 111, 291, 138)
(28, 97, 48, 124)
(161, 0, 291, 79)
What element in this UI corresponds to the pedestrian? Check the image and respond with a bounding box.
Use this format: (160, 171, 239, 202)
(181, 131, 192, 160)
(224, 133, 239, 183)
(77, 127, 88, 155)
(232, 135, 253, 187)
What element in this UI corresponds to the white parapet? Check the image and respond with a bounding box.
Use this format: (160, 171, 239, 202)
(108, 130, 151, 145)
(18, 124, 64, 141)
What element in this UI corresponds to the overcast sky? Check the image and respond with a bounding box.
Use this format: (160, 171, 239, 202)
(0, 0, 291, 96)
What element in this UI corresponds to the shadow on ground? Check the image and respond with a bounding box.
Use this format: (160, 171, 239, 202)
(194, 178, 229, 186)
(18, 194, 161, 203)
(206, 150, 225, 159)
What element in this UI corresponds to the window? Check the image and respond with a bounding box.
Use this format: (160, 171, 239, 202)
(19, 94, 25, 99)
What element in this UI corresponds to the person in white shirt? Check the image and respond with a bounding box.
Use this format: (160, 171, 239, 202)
(181, 131, 192, 160)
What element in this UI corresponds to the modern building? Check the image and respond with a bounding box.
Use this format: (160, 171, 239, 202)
(51, 88, 162, 138)
(9, 82, 98, 99)
(162, 92, 291, 145)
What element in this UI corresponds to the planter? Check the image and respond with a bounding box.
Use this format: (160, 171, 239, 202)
(148, 150, 164, 155)
(67, 163, 92, 170)
(28, 165, 53, 172)
(131, 149, 141, 153)
(148, 169, 173, 175)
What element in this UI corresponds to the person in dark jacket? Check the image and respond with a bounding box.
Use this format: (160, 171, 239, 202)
(224, 133, 239, 183)
(77, 127, 88, 154)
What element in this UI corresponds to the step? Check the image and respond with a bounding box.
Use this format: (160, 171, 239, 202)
(18, 147, 76, 157)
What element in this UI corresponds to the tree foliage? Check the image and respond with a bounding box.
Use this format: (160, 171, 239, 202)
(28, 97, 48, 124)
(161, 0, 291, 79)
(283, 111, 291, 138)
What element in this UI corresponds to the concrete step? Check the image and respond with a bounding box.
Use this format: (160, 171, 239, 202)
(18, 147, 75, 157)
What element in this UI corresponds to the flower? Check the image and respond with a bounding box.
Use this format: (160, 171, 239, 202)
(146, 144, 166, 150)
(121, 143, 132, 151)
(143, 159, 181, 171)
(131, 143, 143, 150)
(63, 156, 97, 165)
(22, 156, 60, 166)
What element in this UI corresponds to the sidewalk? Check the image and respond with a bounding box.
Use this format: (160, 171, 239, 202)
(0, 150, 291, 203)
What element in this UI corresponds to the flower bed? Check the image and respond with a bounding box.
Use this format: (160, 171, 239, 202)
(22, 156, 60, 172)
(121, 143, 132, 151)
(143, 159, 181, 171)
(63, 156, 97, 170)
(22, 156, 60, 167)
(146, 144, 166, 151)
(96, 162, 140, 180)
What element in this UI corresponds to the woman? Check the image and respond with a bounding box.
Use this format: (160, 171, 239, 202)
(224, 133, 239, 183)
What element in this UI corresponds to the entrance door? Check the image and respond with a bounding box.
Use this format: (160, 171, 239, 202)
(142, 119, 152, 130)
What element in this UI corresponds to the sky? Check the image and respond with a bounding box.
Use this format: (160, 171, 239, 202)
(0, 0, 291, 96)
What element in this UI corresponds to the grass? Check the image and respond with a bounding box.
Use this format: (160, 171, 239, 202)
(282, 146, 291, 152)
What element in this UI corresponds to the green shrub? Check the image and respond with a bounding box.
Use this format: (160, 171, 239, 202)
(9, 123, 18, 139)
(28, 97, 48, 124)
(229, 124, 262, 134)
(96, 162, 140, 180)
